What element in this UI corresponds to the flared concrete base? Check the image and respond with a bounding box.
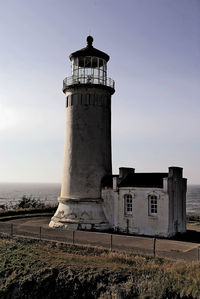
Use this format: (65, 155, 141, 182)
(49, 197, 110, 231)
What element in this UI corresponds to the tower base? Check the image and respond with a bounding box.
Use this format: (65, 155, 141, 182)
(49, 197, 110, 231)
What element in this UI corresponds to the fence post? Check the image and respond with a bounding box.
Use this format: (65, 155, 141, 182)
(110, 234, 113, 252)
(153, 237, 156, 258)
(39, 227, 42, 240)
(10, 223, 13, 237)
(72, 231, 75, 245)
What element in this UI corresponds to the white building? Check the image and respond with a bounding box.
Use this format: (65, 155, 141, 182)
(102, 167, 187, 237)
(50, 36, 187, 237)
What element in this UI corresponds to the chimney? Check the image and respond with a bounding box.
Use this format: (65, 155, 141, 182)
(168, 166, 183, 179)
(119, 167, 135, 179)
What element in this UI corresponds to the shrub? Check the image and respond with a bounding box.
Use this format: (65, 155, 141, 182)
(0, 204, 6, 211)
(16, 195, 45, 209)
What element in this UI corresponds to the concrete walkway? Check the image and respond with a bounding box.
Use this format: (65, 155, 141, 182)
(3, 216, 200, 261)
(6, 216, 51, 228)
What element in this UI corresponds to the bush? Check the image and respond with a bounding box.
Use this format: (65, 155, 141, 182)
(0, 204, 7, 211)
(16, 195, 45, 209)
(186, 214, 200, 222)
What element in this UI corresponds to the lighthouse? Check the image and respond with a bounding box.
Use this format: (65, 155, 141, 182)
(49, 36, 115, 230)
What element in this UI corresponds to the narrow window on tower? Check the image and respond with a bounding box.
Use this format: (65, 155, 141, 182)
(148, 195, 158, 216)
(124, 194, 133, 215)
(66, 96, 68, 108)
(68, 95, 72, 107)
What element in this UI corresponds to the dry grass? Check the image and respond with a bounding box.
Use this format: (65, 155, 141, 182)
(1, 235, 200, 298)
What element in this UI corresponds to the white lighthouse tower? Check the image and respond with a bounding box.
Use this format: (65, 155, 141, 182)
(50, 36, 115, 230)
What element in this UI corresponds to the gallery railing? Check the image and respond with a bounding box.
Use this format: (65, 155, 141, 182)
(63, 76, 115, 89)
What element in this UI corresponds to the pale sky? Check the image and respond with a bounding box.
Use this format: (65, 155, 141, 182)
(0, 0, 199, 184)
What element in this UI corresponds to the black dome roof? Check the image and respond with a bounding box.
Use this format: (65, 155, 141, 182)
(69, 36, 110, 62)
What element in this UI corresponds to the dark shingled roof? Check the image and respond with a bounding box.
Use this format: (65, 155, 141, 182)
(102, 173, 168, 189)
(69, 36, 110, 62)
(118, 173, 168, 188)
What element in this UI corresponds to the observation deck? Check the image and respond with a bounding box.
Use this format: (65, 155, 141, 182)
(63, 75, 115, 93)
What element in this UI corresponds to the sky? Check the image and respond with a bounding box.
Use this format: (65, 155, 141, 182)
(0, 0, 199, 184)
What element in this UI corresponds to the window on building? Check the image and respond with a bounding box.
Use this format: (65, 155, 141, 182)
(148, 195, 158, 216)
(124, 194, 133, 215)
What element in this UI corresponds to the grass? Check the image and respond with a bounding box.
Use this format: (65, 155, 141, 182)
(1, 235, 200, 298)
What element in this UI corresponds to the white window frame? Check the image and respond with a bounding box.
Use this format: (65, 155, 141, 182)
(124, 194, 133, 215)
(148, 195, 158, 216)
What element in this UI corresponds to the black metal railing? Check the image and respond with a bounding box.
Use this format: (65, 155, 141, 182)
(63, 76, 115, 89)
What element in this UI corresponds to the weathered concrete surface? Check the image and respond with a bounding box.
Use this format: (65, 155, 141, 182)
(102, 167, 187, 237)
(168, 167, 187, 234)
(50, 200, 109, 230)
(102, 186, 170, 237)
(50, 86, 113, 230)
(61, 87, 112, 199)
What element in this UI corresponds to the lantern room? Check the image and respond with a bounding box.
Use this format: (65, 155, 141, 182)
(63, 36, 115, 92)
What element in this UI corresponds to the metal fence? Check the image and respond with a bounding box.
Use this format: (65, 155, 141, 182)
(0, 221, 199, 262)
(63, 76, 115, 89)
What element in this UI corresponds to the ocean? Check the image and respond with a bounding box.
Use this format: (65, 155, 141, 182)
(0, 183, 60, 208)
(186, 185, 200, 215)
(0, 183, 200, 215)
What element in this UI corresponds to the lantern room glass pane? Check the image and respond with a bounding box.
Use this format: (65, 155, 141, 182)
(85, 57, 91, 67)
(91, 57, 98, 68)
(74, 58, 79, 69)
(71, 56, 107, 85)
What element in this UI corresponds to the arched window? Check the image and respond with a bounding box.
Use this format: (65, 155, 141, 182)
(124, 194, 133, 215)
(148, 195, 158, 216)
